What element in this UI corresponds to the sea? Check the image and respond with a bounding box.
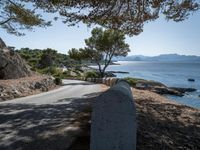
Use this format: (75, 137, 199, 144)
(107, 61, 200, 109)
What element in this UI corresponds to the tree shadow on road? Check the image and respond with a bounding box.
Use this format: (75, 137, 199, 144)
(0, 92, 101, 150)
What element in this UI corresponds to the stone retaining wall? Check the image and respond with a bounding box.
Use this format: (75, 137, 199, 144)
(65, 77, 120, 87)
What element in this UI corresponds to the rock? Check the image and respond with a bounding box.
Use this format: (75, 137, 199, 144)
(0, 38, 32, 79)
(0, 38, 6, 49)
(35, 82, 42, 89)
(152, 87, 184, 96)
(170, 87, 197, 93)
(104, 71, 116, 77)
(136, 80, 166, 89)
(133, 79, 196, 97)
(188, 79, 195, 82)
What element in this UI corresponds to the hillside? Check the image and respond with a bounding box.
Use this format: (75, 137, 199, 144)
(16, 48, 70, 70)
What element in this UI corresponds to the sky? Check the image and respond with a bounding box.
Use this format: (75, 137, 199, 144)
(0, 11, 200, 56)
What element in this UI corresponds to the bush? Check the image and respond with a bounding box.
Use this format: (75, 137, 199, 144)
(85, 71, 99, 79)
(124, 77, 139, 87)
(37, 67, 65, 78)
(54, 77, 62, 85)
(37, 67, 56, 75)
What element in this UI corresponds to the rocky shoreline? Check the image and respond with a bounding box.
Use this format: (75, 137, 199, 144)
(0, 75, 57, 101)
(128, 78, 197, 97)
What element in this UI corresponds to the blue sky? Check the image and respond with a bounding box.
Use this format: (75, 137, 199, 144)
(0, 11, 200, 56)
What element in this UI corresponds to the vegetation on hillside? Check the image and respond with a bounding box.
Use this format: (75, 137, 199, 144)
(16, 48, 70, 69)
(16, 48, 97, 79)
(16, 48, 71, 77)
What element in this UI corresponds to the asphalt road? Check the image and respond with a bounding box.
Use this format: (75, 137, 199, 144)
(0, 79, 102, 150)
(0, 79, 102, 105)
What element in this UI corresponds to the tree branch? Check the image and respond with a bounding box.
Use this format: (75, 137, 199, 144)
(0, 18, 13, 25)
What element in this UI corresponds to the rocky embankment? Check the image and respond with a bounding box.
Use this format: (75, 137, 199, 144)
(0, 75, 56, 101)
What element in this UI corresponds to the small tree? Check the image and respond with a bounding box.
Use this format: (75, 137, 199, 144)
(69, 28, 130, 77)
(38, 48, 57, 68)
(68, 48, 83, 63)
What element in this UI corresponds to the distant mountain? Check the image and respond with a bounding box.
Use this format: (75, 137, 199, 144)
(113, 54, 200, 62)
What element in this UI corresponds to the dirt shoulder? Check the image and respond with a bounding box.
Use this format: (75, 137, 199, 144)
(133, 88, 200, 150)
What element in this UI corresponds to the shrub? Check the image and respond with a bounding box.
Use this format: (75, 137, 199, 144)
(85, 71, 99, 79)
(124, 77, 139, 87)
(54, 77, 62, 85)
(37, 67, 65, 78)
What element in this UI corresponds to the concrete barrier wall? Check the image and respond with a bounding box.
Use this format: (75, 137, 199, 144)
(65, 77, 120, 87)
(90, 80, 137, 150)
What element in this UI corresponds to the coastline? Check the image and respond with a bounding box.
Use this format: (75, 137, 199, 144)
(108, 60, 200, 108)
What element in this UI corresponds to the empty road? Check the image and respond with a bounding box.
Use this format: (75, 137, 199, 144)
(0, 79, 102, 150)
(1, 79, 102, 105)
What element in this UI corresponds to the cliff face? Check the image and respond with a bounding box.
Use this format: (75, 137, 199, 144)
(0, 38, 32, 79)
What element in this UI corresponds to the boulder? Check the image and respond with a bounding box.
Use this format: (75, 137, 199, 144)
(188, 79, 195, 82)
(170, 87, 197, 93)
(0, 38, 32, 79)
(152, 87, 184, 96)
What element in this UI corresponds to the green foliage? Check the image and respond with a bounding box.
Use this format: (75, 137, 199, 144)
(37, 67, 67, 79)
(70, 27, 130, 77)
(124, 77, 140, 87)
(8, 0, 200, 36)
(1, 1, 199, 36)
(68, 48, 82, 62)
(16, 48, 42, 68)
(85, 71, 99, 79)
(54, 77, 62, 85)
(16, 48, 70, 69)
(37, 67, 57, 75)
(0, 1, 51, 36)
(38, 48, 57, 68)
(16, 48, 71, 78)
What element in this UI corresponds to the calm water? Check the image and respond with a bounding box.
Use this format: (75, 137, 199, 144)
(107, 61, 200, 109)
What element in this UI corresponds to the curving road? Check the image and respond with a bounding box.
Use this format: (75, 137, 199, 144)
(0, 80, 102, 150)
(0, 79, 102, 105)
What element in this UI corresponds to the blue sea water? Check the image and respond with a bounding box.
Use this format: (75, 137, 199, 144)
(107, 61, 200, 109)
